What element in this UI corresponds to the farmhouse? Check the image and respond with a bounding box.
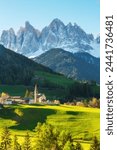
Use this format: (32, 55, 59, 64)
(37, 93, 47, 103)
(53, 100, 60, 104)
(0, 93, 10, 104)
(23, 97, 34, 104)
(0, 94, 24, 104)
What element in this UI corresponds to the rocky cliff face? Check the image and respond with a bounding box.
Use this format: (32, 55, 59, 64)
(0, 18, 100, 58)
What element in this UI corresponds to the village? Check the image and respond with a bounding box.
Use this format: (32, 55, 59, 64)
(0, 84, 60, 106)
(0, 84, 100, 109)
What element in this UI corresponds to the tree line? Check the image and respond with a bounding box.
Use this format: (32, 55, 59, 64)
(0, 123, 100, 150)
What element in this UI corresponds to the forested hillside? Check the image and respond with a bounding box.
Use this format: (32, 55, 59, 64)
(0, 45, 100, 100)
(0, 45, 52, 85)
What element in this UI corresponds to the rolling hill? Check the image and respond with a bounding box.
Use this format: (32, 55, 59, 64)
(0, 44, 53, 85)
(0, 104, 100, 150)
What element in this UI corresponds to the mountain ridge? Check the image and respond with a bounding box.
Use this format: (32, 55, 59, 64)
(34, 48, 100, 83)
(0, 18, 100, 58)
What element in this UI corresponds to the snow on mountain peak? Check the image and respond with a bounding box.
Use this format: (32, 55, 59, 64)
(0, 18, 100, 58)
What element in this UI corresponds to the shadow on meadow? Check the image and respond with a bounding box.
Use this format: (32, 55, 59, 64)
(0, 107, 17, 119)
(0, 106, 57, 131)
(66, 111, 82, 115)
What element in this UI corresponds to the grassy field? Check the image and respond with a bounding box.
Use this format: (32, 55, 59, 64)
(0, 104, 100, 150)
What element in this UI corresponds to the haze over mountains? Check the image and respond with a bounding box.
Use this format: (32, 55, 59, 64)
(0, 18, 100, 58)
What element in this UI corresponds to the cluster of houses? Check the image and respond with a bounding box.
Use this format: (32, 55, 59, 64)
(0, 84, 60, 105)
(0, 93, 47, 105)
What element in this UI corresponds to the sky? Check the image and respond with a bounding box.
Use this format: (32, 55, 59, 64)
(0, 0, 100, 36)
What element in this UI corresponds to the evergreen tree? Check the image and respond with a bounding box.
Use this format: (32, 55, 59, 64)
(24, 89, 30, 98)
(90, 136, 100, 150)
(34, 123, 54, 150)
(0, 127, 12, 150)
(34, 123, 42, 150)
(63, 141, 73, 150)
(34, 123, 60, 150)
(13, 135, 21, 150)
(23, 132, 32, 150)
(58, 130, 73, 149)
(74, 141, 83, 150)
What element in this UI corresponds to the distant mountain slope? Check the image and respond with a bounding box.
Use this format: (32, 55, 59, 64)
(0, 45, 52, 85)
(0, 18, 100, 58)
(0, 45, 100, 99)
(34, 48, 100, 83)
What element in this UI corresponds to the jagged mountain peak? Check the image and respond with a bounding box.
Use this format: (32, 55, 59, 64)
(16, 21, 40, 35)
(24, 21, 35, 31)
(50, 18, 65, 26)
(96, 34, 100, 44)
(49, 18, 65, 33)
(1, 27, 15, 35)
(0, 18, 100, 58)
(25, 21, 31, 26)
(74, 22, 78, 27)
(9, 28, 15, 34)
(67, 22, 72, 27)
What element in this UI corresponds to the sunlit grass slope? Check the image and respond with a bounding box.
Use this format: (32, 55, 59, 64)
(0, 104, 100, 150)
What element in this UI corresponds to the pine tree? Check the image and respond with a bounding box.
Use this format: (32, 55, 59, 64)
(0, 127, 12, 150)
(90, 136, 100, 150)
(63, 141, 73, 150)
(34, 123, 59, 150)
(13, 135, 21, 150)
(23, 132, 32, 150)
(24, 89, 29, 98)
(74, 141, 83, 150)
(35, 123, 53, 149)
(34, 123, 42, 150)
(58, 130, 73, 149)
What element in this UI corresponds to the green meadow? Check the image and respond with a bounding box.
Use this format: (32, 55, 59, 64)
(0, 104, 100, 150)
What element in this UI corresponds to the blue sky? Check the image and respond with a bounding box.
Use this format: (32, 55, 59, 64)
(0, 0, 100, 36)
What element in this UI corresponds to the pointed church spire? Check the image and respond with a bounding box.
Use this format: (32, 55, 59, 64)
(34, 84, 38, 103)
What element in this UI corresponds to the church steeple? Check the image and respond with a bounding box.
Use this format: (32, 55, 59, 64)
(34, 84, 38, 103)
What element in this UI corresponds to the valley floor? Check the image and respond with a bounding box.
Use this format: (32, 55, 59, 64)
(0, 104, 100, 150)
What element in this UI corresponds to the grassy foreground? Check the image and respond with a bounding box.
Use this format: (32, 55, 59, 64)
(0, 104, 100, 150)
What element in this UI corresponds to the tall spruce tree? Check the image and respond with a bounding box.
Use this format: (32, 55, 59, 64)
(0, 127, 12, 150)
(13, 135, 21, 150)
(34, 123, 54, 150)
(23, 132, 32, 150)
(63, 141, 73, 150)
(58, 130, 73, 149)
